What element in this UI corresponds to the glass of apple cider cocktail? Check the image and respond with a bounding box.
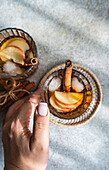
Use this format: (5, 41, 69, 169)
(0, 28, 38, 80)
(39, 60, 102, 127)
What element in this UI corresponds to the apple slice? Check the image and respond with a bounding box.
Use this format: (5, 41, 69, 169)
(74, 99, 83, 108)
(0, 46, 25, 65)
(50, 95, 83, 112)
(55, 98, 76, 109)
(54, 91, 83, 106)
(0, 38, 15, 50)
(50, 95, 71, 112)
(0, 55, 8, 62)
(55, 95, 83, 109)
(0, 37, 29, 53)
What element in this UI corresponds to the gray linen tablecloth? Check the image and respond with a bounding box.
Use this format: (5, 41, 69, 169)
(0, 0, 109, 169)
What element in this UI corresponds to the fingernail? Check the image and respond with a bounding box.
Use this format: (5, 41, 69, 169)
(38, 102, 48, 116)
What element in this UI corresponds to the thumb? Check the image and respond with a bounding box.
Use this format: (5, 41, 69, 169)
(31, 102, 49, 152)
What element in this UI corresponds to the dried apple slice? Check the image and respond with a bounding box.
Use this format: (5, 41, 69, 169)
(50, 95, 71, 112)
(0, 37, 29, 53)
(54, 91, 83, 106)
(0, 46, 25, 65)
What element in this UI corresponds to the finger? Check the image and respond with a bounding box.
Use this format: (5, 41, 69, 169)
(28, 88, 42, 105)
(4, 95, 29, 123)
(17, 88, 42, 126)
(5, 88, 42, 124)
(16, 100, 36, 128)
(31, 102, 49, 152)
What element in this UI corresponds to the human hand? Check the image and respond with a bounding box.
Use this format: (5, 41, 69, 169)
(2, 89, 49, 170)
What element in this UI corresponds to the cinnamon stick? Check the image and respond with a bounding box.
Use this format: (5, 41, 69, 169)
(25, 50, 38, 66)
(30, 58, 38, 65)
(25, 58, 38, 66)
(0, 81, 36, 112)
(63, 60, 72, 92)
(0, 75, 16, 90)
(0, 90, 6, 96)
(0, 80, 29, 104)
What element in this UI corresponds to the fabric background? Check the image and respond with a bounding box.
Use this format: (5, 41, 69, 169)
(0, 0, 109, 169)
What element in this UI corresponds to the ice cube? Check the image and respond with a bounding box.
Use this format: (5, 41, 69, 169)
(3, 60, 24, 76)
(72, 77, 84, 92)
(49, 77, 62, 92)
